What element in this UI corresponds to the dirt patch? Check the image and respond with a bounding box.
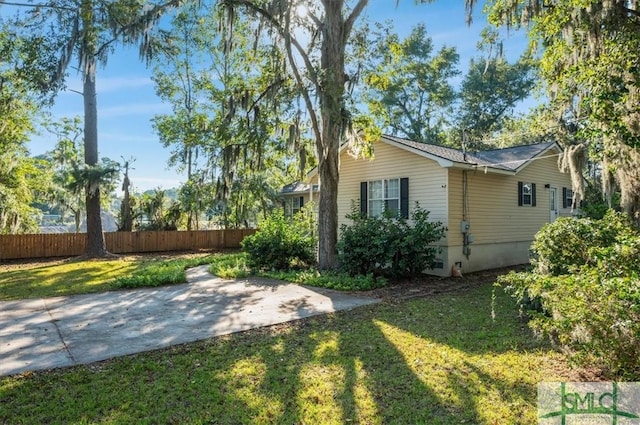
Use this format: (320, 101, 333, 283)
(362, 264, 530, 302)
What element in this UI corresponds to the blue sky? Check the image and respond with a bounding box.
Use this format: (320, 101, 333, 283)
(23, 1, 529, 193)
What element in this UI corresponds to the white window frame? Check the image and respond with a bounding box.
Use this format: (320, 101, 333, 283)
(521, 182, 533, 206)
(284, 196, 302, 217)
(566, 188, 574, 208)
(368, 178, 400, 217)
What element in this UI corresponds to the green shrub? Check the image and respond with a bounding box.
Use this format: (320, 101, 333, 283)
(208, 252, 250, 279)
(530, 216, 596, 275)
(112, 256, 214, 289)
(241, 208, 316, 271)
(262, 269, 388, 291)
(578, 184, 621, 220)
(531, 210, 640, 275)
(337, 202, 444, 278)
(499, 210, 640, 378)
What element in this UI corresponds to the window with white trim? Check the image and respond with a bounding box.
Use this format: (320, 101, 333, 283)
(368, 178, 400, 217)
(518, 181, 536, 207)
(522, 183, 532, 206)
(564, 188, 574, 208)
(284, 196, 303, 217)
(360, 178, 409, 218)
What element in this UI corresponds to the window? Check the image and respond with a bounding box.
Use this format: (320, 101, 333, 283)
(360, 178, 409, 218)
(563, 187, 574, 209)
(369, 178, 399, 217)
(284, 196, 303, 217)
(518, 182, 536, 207)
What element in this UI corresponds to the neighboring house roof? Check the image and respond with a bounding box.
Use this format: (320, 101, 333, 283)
(281, 181, 319, 195)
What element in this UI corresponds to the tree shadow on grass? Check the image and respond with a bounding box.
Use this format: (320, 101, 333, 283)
(0, 282, 572, 424)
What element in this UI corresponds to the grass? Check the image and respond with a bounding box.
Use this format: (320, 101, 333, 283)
(209, 252, 388, 291)
(208, 252, 251, 279)
(0, 253, 217, 301)
(0, 282, 588, 424)
(0, 251, 386, 301)
(262, 269, 387, 291)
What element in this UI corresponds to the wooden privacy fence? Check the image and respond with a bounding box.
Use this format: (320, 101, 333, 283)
(0, 229, 256, 260)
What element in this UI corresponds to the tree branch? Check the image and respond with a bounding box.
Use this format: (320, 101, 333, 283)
(222, 0, 320, 90)
(246, 77, 286, 115)
(0, 1, 75, 11)
(344, 0, 368, 38)
(284, 29, 322, 145)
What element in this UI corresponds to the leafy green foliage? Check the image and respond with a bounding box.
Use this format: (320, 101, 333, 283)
(0, 24, 59, 234)
(338, 202, 444, 278)
(262, 269, 387, 291)
(151, 4, 308, 229)
(530, 211, 639, 276)
(499, 210, 640, 378)
(208, 252, 251, 279)
(456, 28, 537, 142)
(241, 208, 316, 271)
(136, 189, 185, 231)
(481, 0, 640, 218)
(578, 184, 621, 220)
(364, 23, 460, 144)
(112, 256, 216, 290)
(209, 251, 385, 291)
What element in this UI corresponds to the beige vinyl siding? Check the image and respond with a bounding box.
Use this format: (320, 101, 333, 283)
(447, 149, 573, 247)
(447, 169, 465, 246)
(337, 140, 448, 238)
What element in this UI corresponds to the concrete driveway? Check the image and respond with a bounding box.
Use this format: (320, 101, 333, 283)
(0, 266, 379, 377)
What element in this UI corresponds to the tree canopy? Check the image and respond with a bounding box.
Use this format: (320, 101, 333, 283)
(364, 23, 459, 144)
(469, 0, 640, 220)
(6, 0, 185, 252)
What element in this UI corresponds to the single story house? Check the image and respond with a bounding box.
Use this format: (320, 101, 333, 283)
(281, 181, 319, 217)
(284, 135, 575, 276)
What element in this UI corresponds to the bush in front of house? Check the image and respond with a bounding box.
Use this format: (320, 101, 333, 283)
(498, 210, 640, 378)
(241, 208, 316, 271)
(337, 202, 445, 278)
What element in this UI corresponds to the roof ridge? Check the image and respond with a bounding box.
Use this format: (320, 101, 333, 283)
(479, 141, 556, 153)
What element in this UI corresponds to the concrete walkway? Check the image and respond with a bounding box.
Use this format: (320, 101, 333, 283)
(0, 266, 379, 377)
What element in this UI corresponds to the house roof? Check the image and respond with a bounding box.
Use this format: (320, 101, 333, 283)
(303, 135, 562, 182)
(381, 135, 560, 174)
(281, 181, 318, 195)
(475, 142, 560, 172)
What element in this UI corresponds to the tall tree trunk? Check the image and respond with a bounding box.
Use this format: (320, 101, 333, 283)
(186, 148, 193, 230)
(82, 7, 108, 256)
(316, 1, 347, 270)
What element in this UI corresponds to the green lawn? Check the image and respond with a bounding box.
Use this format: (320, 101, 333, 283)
(0, 282, 584, 424)
(0, 253, 216, 300)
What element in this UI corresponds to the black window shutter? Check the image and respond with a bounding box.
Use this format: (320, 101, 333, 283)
(400, 178, 409, 219)
(360, 182, 368, 216)
(299, 196, 304, 208)
(562, 187, 567, 208)
(518, 181, 523, 206)
(532, 183, 537, 207)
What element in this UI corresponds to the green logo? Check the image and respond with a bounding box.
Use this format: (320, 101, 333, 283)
(539, 382, 640, 424)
